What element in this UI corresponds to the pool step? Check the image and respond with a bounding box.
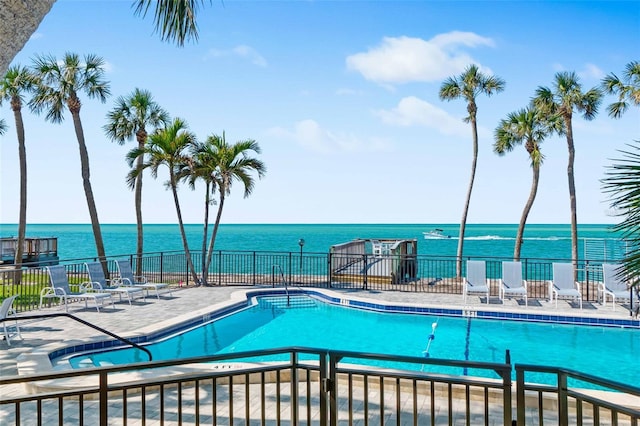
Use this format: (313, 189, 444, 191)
(258, 295, 318, 309)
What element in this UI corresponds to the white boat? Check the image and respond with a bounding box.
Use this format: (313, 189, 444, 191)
(422, 229, 451, 239)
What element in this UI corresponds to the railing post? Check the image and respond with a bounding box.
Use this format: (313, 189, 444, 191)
(253, 251, 256, 286)
(558, 371, 569, 426)
(218, 251, 222, 286)
(288, 252, 293, 285)
(329, 353, 338, 426)
(290, 351, 299, 426)
(327, 253, 332, 288)
(503, 350, 513, 426)
(99, 371, 108, 426)
(516, 367, 525, 426)
(319, 352, 328, 426)
(583, 259, 588, 301)
(363, 254, 368, 290)
(159, 252, 164, 283)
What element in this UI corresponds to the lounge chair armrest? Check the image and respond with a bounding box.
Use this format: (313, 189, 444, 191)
(83, 281, 103, 291)
(119, 277, 134, 286)
(40, 287, 56, 298)
(574, 281, 581, 292)
(523, 280, 528, 289)
(134, 275, 147, 284)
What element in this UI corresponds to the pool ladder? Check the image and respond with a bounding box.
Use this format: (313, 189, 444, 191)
(272, 264, 290, 307)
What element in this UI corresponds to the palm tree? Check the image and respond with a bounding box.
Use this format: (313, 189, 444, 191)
(29, 52, 111, 276)
(602, 141, 640, 316)
(104, 88, 169, 276)
(187, 132, 266, 285)
(534, 72, 602, 274)
(0, 65, 34, 279)
(439, 64, 505, 277)
(127, 118, 199, 284)
(494, 106, 563, 260)
(601, 61, 640, 118)
(0, 118, 6, 133)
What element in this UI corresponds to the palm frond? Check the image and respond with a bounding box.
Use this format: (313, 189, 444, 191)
(133, 0, 210, 46)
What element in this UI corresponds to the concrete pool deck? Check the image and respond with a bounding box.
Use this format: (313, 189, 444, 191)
(2, 284, 638, 380)
(1, 285, 639, 425)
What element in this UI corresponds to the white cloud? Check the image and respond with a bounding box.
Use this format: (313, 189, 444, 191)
(29, 32, 44, 41)
(268, 119, 392, 153)
(375, 96, 469, 138)
(551, 63, 604, 81)
(206, 45, 267, 67)
(346, 32, 495, 84)
(578, 63, 605, 80)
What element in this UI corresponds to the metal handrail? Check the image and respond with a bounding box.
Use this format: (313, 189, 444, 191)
(0, 312, 152, 361)
(272, 264, 290, 306)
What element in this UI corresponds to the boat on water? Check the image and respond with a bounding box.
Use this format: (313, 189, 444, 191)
(422, 229, 451, 239)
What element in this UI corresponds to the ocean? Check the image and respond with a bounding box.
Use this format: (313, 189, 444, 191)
(0, 223, 625, 262)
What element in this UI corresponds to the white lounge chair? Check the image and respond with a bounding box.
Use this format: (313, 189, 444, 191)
(548, 263, 582, 309)
(1, 295, 22, 346)
(463, 260, 490, 304)
(601, 263, 632, 310)
(115, 260, 172, 299)
(500, 261, 528, 306)
(85, 262, 146, 305)
(40, 265, 114, 312)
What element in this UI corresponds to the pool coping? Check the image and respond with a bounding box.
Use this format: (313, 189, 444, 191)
(16, 287, 640, 379)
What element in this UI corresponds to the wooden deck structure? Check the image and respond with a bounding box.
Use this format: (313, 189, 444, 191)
(330, 238, 418, 285)
(0, 237, 59, 266)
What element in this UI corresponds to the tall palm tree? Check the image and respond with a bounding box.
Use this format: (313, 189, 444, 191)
(0, 118, 6, 133)
(104, 88, 169, 276)
(29, 52, 111, 276)
(534, 72, 602, 273)
(187, 133, 266, 285)
(494, 106, 563, 260)
(127, 118, 199, 284)
(439, 64, 505, 277)
(0, 65, 34, 279)
(601, 60, 640, 119)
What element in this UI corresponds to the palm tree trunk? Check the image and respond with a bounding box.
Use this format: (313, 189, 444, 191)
(13, 105, 27, 285)
(514, 163, 540, 261)
(200, 182, 211, 284)
(456, 117, 479, 277)
(204, 191, 225, 284)
(134, 145, 144, 277)
(71, 111, 109, 277)
(0, 0, 55, 76)
(565, 116, 579, 279)
(169, 174, 199, 284)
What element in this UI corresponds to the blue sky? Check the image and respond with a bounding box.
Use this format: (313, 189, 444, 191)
(1, 0, 638, 225)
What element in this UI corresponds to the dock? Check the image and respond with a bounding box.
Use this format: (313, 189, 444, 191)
(0, 237, 59, 266)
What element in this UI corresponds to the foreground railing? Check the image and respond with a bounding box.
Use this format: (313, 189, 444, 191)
(1, 347, 638, 425)
(516, 364, 640, 426)
(0, 249, 631, 312)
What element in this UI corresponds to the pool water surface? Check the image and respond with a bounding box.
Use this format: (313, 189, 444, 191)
(66, 294, 638, 386)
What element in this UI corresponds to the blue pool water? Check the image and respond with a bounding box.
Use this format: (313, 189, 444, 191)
(67, 295, 638, 386)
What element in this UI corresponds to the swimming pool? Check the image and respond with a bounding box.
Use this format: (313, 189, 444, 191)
(62, 291, 638, 386)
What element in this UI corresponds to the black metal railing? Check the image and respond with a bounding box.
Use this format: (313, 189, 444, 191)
(1, 347, 638, 425)
(0, 249, 630, 312)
